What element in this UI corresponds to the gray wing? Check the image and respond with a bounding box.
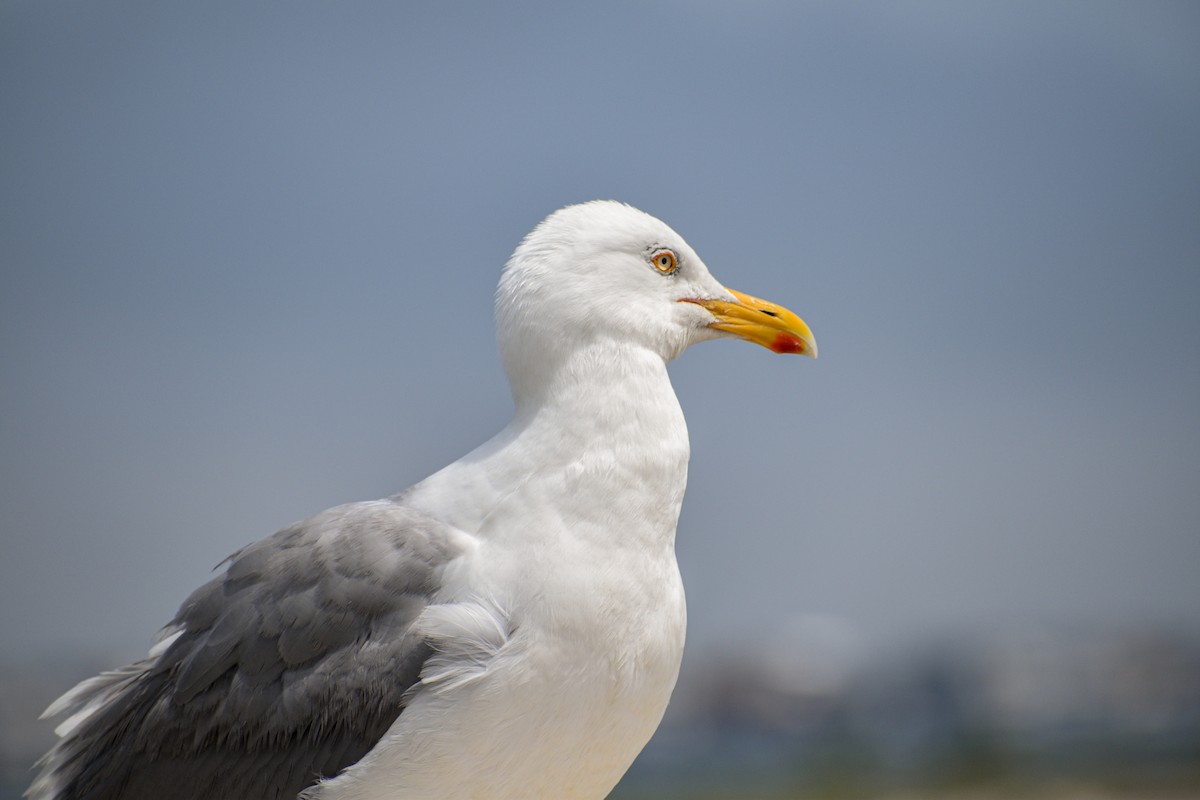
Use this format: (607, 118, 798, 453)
(30, 500, 466, 800)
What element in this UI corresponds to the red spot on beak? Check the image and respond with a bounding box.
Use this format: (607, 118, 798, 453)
(770, 332, 807, 354)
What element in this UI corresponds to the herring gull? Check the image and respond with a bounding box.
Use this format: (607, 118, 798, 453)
(30, 200, 817, 800)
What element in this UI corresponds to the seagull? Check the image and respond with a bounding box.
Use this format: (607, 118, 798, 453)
(30, 200, 816, 800)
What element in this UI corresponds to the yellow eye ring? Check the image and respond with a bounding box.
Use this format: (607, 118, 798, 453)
(650, 249, 678, 275)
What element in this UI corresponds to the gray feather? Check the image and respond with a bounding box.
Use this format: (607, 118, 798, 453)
(30, 500, 465, 800)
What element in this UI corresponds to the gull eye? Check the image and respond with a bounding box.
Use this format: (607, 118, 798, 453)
(650, 249, 679, 275)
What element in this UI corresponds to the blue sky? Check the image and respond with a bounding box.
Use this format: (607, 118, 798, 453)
(2, 0, 1198, 666)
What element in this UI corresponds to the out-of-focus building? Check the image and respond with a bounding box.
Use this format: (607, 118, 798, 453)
(625, 623, 1200, 795)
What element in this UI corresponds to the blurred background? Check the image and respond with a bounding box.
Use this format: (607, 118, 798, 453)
(2, 1, 1198, 797)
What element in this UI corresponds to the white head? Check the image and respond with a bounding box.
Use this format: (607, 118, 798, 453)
(496, 201, 815, 402)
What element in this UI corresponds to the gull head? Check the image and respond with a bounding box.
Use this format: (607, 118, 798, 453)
(496, 201, 816, 393)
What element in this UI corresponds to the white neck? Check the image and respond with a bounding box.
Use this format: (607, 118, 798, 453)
(401, 342, 690, 553)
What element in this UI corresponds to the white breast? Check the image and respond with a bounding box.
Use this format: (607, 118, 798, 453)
(313, 344, 691, 800)
(313, 552, 686, 800)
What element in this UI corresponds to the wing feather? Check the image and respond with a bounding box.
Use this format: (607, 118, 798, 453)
(30, 500, 467, 800)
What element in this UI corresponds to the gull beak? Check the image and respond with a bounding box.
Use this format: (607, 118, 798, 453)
(682, 289, 818, 357)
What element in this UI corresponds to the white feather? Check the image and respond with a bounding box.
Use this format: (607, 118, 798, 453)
(418, 596, 512, 693)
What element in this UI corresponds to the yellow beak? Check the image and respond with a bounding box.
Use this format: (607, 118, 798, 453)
(681, 288, 817, 357)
